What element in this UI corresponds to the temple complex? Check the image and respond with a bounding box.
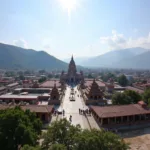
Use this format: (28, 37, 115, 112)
(80, 79, 106, 105)
(60, 56, 84, 84)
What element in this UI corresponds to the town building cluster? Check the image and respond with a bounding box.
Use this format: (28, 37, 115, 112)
(0, 56, 150, 130)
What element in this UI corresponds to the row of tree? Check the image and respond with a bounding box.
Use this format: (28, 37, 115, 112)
(0, 107, 129, 150)
(112, 90, 142, 105)
(100, 73, 129, 86)
(112, 88, 150, 106)
(22, 119, 129, 150)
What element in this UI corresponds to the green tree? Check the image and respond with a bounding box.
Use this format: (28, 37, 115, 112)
(21, 145, 41, 150)
(42, 118, 128, 150)
(124, 90, 141, 104)
(38, 77, 47, 83)
(74, 129, 128, 150)
(143, 88, 150, 103)
(101, 72, 116, 82)
(112, 90, 141, 105)
(0, 107, 42, 150)
(148, 98, 150, 107)
(42, 119, 81, 150)
(19, 75, 25, 80)
(112, 92, 131, 105)
(87, 74, 93, 78)
(49, 144, 67, 150)
(118, 75, 128, 86)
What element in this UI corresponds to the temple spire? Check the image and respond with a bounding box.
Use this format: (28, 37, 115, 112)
(68, 55, 77, 75)
(71, 54, 74, 61)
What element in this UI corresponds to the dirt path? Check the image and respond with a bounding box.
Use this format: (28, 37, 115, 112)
(122, 128, 150, 150)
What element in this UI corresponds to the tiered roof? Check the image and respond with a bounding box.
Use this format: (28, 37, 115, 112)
(50, 83, 60, 99)
(85, 79, 103, 96)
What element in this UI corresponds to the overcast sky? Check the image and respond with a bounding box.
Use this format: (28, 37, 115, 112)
(1, 0, 150, 59)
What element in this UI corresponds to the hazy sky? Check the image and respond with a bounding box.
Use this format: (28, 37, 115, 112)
(1, 0, 150, 59)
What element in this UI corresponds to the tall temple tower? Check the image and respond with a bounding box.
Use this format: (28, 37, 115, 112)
(68, 55, 77, 76)
(60, 55, 84, 84)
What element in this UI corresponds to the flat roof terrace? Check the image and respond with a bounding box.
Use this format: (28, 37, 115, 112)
(6, 82, 19, 87)
(0, 94, 38, 100)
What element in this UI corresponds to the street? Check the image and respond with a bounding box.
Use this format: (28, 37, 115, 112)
(59, 85, 90, 129)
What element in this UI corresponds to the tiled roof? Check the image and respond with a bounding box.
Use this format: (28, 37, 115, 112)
(90, 104, 150, 118)
(40, 80, 61, 88)
(21, 105, 54, 113)
(84, 80, 105, 87)
(0, 105, 54, 113)
(126, 86, 144, 94)
(0, 86, 6, 91)
(7, 83, 19, 87)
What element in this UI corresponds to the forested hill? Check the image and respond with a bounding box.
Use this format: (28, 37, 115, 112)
(0, 43, 68, 70)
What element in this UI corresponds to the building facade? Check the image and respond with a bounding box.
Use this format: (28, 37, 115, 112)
(60, 56, 84, 84)
(90, 101, 150, 130)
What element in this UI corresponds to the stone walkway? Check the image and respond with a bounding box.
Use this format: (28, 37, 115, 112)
(86, 115, 100, 130)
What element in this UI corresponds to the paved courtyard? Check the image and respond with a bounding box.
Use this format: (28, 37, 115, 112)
(59, 85, 90, 129)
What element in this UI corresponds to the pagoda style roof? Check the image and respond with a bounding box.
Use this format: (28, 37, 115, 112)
(50, 83, 60, 96)
(85, 79, 103, 96)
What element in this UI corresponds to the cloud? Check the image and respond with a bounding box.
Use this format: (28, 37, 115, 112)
(99, 30, 150, 50)
(13, 39, 28, 48)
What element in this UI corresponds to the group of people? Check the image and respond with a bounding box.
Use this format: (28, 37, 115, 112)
(53, 109, 65, 116)
(79, 108, 91, 116)
(53, 110, 58, 116)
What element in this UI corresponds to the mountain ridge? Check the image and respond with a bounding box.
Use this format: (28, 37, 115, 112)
(68, 47, 150, 69)
(0, 43, 68, 70)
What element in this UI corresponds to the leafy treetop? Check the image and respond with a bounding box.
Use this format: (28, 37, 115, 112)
(0, 106, 42, 150)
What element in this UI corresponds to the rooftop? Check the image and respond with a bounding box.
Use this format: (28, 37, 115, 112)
(90, 104, 150, 118)
(0, 105, 54, 113)
(0, 94, 38, 100)
(0, 86, 6, 91)
(7, 82, 19, 87)
(84, 79, 105, 87)
(126, 86, 144, 94)
(40, 80, 61, 88)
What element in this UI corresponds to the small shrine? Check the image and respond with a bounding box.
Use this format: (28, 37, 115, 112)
(50, 83, 60, 100)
